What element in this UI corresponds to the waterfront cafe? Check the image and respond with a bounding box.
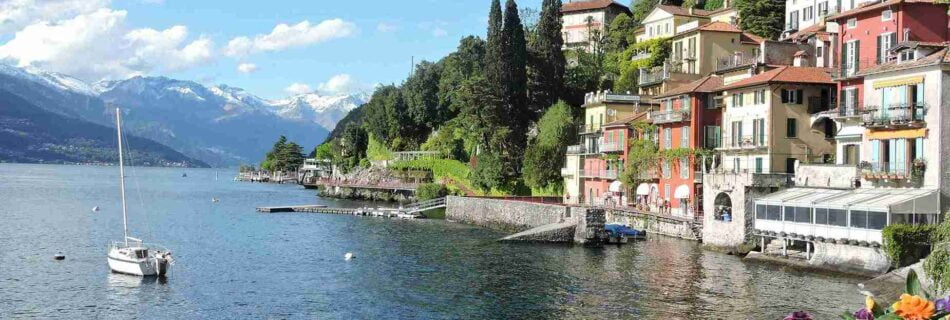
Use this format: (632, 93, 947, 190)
(753, 188, 940, 244)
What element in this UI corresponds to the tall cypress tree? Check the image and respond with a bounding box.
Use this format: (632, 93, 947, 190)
(485, 0, 504, 99)
(500, 0, 529, 177)
(528, 0, 565, 118)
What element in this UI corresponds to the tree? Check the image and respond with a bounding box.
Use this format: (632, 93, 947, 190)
(522, 101, 576, 191)
(404, 61, 444, 142)
(527, 0, 566, 119)
(314, 143, 333, 160)
(439, 36, 486, 115)
(338, 123, 368, 171)
(499, 0, 529, 165)
(280, 141, 305, 170)
(735, 0, 786, 40)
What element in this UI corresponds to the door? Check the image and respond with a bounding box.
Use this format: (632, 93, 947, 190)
(786, 158, 797, 174)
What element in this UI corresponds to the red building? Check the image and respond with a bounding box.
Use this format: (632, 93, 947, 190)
(649, 75, 724, 217)
(827, 0, 950, 112)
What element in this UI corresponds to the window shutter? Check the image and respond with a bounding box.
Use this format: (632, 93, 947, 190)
(890, 33, 897, 52)
(855, 40, 861, 72)
(876, 35, 882, 64)
(796, 90, 804, 104)
(781, 89, 789, 103)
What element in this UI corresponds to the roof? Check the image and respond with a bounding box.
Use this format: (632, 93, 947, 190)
(655, 4, 712, 17)
(562, 0, 629, 13)
(756, 187, 940, 214)
(785, 23, 826, 41)
(827, 0, 936, 21)
(717, 66, 834, 91)
(857, 45, 950, 76)
(655, 75, 723, 98)
(671, 21, 764, 44)
(604, 111, 648, 127)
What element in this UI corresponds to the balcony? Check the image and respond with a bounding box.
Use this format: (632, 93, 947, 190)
(862, 103, 927, 128)
(817, 101, 862, 119)
(631, 50, 651, 61)
(601, 141, 624, 153)
(719, 135, 768, 150)
(715, 54, 758, 72)
(832, 59, 878, 80)
(561, 167, 575, 177)
(639, 66, 669, 86)
(784, 22, 799, 32)
(818, 5, 840, 18)
(566, 144, 587, 154)
(578, 124, 603, 135)
(649, 110, 690, 124)
(862, 162, 913, 181)
(581, 169, 619, 180)
(583, 90, 643, 106)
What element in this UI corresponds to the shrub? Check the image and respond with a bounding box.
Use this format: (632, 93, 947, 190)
(416, 183, 448, 201)
(882, 224, 938, 268)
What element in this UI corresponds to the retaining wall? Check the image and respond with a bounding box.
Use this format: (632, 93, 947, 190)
(444, 196, 605, 244)
(605, 210, 698, 240)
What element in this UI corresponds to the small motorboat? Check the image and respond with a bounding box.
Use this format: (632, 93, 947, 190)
(92, 206, 100, 212)
(181, 173, 187, 178)
(605, 224, 646, 244)
(211, 198, 220, 203)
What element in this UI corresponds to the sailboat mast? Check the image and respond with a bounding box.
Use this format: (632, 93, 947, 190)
(116, 108, 130, 247)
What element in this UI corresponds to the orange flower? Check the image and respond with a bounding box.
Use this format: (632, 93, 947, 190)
(893, 294, 935, 320)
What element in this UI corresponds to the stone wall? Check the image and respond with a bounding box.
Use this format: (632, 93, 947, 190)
(445, 196, 572, 233)
(810, 242, 891, 274)
(794, 164, 858, 188)
(605, 210, 698, 240)
(315, 185, 415, 203)
(702, 172, 784, 250)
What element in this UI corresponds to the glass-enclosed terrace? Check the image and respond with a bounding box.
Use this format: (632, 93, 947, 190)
(754, 188, 940, 244)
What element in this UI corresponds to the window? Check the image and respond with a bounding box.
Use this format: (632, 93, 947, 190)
(786, 118, 798, 138)
(844, 40, 859, 73)
(754, 89, 766, 104)
(734, 157, 740, 172)
(828, 209, 848, 226)
(850, 210, 868, 229)
(680, 157, 689, 179)
(756, 119, 765, 145)
(784, 206, 795, 221)
(795, 207, 813, 223)
(681, 125, 690, 148)
(665, 99, 673, 111)
(756, 204, 766, 219)
(731, 121, 742, 147)
(818, 2, 828, 16)
(815, 208, 828, 224)
(704, 126, 721, 148)
(878, 33, 896, 63)
(664, 183, 671, 199)
(664, 127, 672, 149)
(732, 93, 744, 107)
(816, 46, 823, 58)
(882, 9, 893, 21)
(767, 204, 781, 220)
(680, 95, 690, 111)
(900, 49, 916, 62)
(663, 161, 671, 179)
(868, 211, 887, 230)
(803, 6, 813, 21)
(755, 157, 763, 173)
(847, 18, 857, 29)
(781, 89, 803, 104)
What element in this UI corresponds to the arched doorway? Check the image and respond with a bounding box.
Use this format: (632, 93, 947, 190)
(714, 192, 733, 222)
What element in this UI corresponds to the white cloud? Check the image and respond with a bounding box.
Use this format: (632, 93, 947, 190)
(236, 62, 258, 74)
(0, 0, 110, 34)
(317, 74, 357, 95)
(376, 21, 398, 33)
(225, 19, 357, 57)
(431, 27, 448, 37)
(0, 8, 215, 81)
(284, 82, 312, 95)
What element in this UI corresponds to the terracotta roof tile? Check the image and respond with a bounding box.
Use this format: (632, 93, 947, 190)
(827, 0, 936, 21)
(785, 23, 826, 41)
(655, 76, 724, 98)
(605, 111, 649, 126)
(697, 21, 742, 32)
(740, 32, 765, 44)
(857, 46, 950, 75)
(717, 66, 834, 91)
(562, 0, 628, 13)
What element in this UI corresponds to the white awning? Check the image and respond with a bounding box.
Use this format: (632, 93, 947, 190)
(609, 180, 623, 193)
(674, 185, 690, 199)
(755, 187, 939, 214)
(636, 183, 650, 195)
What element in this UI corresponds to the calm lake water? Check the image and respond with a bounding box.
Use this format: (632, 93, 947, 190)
(0, 163, 866, 319)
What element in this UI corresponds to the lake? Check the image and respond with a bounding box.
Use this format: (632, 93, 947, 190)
(0, 163, 865, 319)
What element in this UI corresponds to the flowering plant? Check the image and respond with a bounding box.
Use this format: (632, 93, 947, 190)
(839, 270, 950, 320)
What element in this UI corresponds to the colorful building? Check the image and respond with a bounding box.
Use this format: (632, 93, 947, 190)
(650, 75, 724, 217)
(561, 0, 631, 52)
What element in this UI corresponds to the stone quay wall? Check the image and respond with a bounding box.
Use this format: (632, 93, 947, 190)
(810, 242, 891, 274)
(315, 185, 415, 203)
(605, 210, 698, 241)
(445, 196, 605, 244)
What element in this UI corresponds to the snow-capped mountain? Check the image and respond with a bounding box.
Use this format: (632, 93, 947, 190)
(269, 92, 367, 131)
(0, 63, 364, 166)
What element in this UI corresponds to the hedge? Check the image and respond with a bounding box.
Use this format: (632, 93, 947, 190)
(882, 224, 938, 268)
(416, 183, 448, 201)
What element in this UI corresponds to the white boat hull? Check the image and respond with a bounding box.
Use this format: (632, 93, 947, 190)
(108, 248, 168, 277)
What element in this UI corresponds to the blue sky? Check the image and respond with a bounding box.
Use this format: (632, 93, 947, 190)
(0, 0, 545, 99)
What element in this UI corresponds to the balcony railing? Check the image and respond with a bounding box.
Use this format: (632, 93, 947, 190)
(719, 135, 768, 150)
(862, 162, 912, 180)
(862, 103, 927, 127)
(631, 50, 652, 61)
(581, 169, 619, 180)
(579, 124, 603, 135)
(818, 5, 840, 18)
(567, 144, 586, 154)
(639, 66, 669, 86)
(705, 170, 793, 187)
(784, 22, 799, 32)
(832, 59, 878, 79)
(715, 54, 758, 72)
(649, 110, 690, 124)
(601, 141, 624, 153)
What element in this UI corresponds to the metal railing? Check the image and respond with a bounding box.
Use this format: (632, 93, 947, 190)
(567, 144, 587, 154)
(581, 169, 619, 179)
(601, 141, 624, 153)
(639, 65, 669, 85)
(715, 54, 758, 72)
(719, 135, 768, 149)
(578, 124, 603, 135)
(864, 162, 911, 178)
(785, 22, 799, 32)
(649, 110, 690, 124)
(862, 103, 927, 126)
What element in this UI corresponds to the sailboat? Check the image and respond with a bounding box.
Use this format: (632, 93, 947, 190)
(107, 108, 173, 277)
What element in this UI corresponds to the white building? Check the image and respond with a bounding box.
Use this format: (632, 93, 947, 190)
(561, 0, 631, 52)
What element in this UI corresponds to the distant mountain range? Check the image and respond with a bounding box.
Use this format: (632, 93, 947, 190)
(0, 64, 366, 167)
